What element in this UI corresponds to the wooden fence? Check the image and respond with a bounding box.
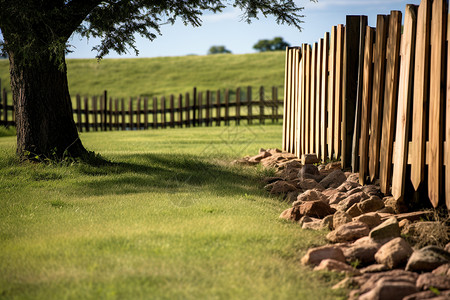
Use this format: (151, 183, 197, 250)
(0, 86, 283, 131)
(283, 0, 449, 210)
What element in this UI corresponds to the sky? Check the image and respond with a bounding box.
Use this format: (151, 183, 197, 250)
(66, 0, 422, 59)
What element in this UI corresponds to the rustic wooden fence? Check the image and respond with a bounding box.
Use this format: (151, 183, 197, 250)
(283, 0, 449, 210)
(0, 86, 283, 131)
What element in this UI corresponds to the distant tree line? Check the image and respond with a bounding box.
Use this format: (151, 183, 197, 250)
(208, 37, 290, 55)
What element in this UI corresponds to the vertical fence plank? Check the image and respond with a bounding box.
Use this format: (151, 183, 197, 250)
(225, 89, 230, 126)
(446, 3, 450, 210)
(310, 43, 317, 154)
(144, 97, 149, 129)
(206, 90, 211, 126)
(82, 96, 88, 132)
(152, 97, 158, 129)
(259, 86, 264, 125)
(295, 48, 302, 157)
(369, 15, 389, 181)
(76, 95, 82, 132)
(305, 45, 312, 154)
(216, 90, 221, 126)
(121, 98, 126, 130)
(108, 97, 113, 130)
(300, 45, 306, 156)
(128, 97, 133, 130)
(193, 87, 197, 127)
(170, 95, 175, 128)
(271, 87, 276, 123)
(136, 97, 141, 130)
(334, 24, 345, 160)
(379, 11, 402, 194)
(115, 99, 119, 130)
(284, 49, 292, 152)
(346, 16, 367, 170)
(316, 40, 323, 158)
(103, 90, 107, 131)
(247, 86, 252, 125)
(392, 4, 418, 201)
(411, 0, 431, 192)
(321, 33, 329, 162)
(236, 87, 241, 125)
(359, 26, 375, 185)
(198, 92, 202, 126)
(328, 27, 337, 160)
(178, 94, 183, 128)
(161, 96, 166, 129)
(185, 93, 190, 127)
(93, 96, 98, 131)
(428, 0, 447, 207)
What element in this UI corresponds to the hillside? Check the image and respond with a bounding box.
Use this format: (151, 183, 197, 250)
(0, 52, 285, 100)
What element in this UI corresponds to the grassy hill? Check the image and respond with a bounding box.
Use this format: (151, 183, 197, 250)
(0, 52, 285, 101)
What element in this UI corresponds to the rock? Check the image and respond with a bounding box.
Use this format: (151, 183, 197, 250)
(262, 176, 283, 184)
(344, 187, 364, 197)
(301, 153, 320, 165)
(338, 192, 370, 211)
(321, 215, 334, 230)
(285, 191, 300, 203)
(313, 258, 361, 275)
(294, 189, 326, 205)
(346, 203, 363, 218)
(403, 290, 450, 300)
(248, 151, 271, 163)
(299, 200, 335, 218)
(324, 161, 342, 171)
(232, 157, 259, 166)
(353, 212, 383, 229)
(346, 173, 360, 183)
(362, 184, 382, 197)
(267, 148, 282, 155)
(333, 211, 353, 230)
(299, 164, 320, 177)
(374, 237, 413, 269)
(399, 218, 411, 230)
(406, 246, 450, 272)
(359, 281, 418, 300)
(336, 180, 361, 192)
(416, 272, 450, 291)
(360, 264, 389, 273)
(279, 207, 299, 221)
(445, 242, 450, 253)
(298, 216, 314, 226)
(297, 179, 324, 192)
(260, 153, 287, 168)
(301, 244, 346, 266)
(328, 191, 346, 205)
(390, 211, 434, 222)
(265, 181, 297, 195)
(326, 221, 370, 243)
(276, 159, 302, 170)
(302, 219, 326, 230)
(377, 206, 396, 214)
(369, 217, 401, 242)
(432, 263, 450, 276)
(332, 277, 357, 290)
(383, 196, 408, 213)
(358, 196, 385, 213)
(319, 169, 347, 189)
(344, 237, 381, 265)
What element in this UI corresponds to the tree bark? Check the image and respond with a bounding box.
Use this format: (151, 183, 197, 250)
(8, 50, 86, 159)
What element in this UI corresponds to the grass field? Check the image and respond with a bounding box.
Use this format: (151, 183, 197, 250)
(0, 52, 285, 102)
(0, 124, 345, 299)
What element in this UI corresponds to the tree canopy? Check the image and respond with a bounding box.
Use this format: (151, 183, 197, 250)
(208, 45, 232, 55)
(253, 37, 290, 52)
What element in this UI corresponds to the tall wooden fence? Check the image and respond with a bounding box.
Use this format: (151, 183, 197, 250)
(283, 0, 449, 210)
(0, 86, 283, 131)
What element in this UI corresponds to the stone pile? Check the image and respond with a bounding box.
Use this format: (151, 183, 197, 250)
(234, 148, 450, 300)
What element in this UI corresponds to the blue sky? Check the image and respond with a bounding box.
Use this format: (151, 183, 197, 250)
(66, 0, 421, 59)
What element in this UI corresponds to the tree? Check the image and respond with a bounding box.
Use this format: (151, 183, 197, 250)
(0, 0, 305, 160)
(253, 36, 290, 52)
(208, 45, 231, 55)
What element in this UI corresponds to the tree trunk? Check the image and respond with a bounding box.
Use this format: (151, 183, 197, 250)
(8, 50, 86, 159)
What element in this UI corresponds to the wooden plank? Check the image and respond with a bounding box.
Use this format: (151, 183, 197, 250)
(328, 27, 337, 160)
(144, 97, 149, 129)
(392, 4, 418, 200)
(300, 44, 307, 156)
(170, 95, 175, 128)
(247, 86, 252, 125)
(216, 90, 221, 126)
(121, 98, 126, 130)
(369, 15, 389, 181)
(236, 87, 241, 125)
(161, 96, 166, 128)
(411, 0, 431, 191)
(84, 96, 90, 132)
(108, 97, 113, 130)
(346, 16, 368, 170)
(114, 98, 119, 130)
(295, 48, 302, 157)
(316, 40, 323, 158)
(351, 17, 368, 172)
(334, 24, 345, 160)
(197, 92, 202, 126)
(76, 95, 82, 132)
(446, 2, 450, 210)
(310, 43, 317, 155)
(321, 34, 329, 162)
(225, 89, 230, 125)
(259, 86, 265, 125)
(136, 97, 141, 130)
(185, 93, 190, 127)
(305, 45, 312, 154)
(359, 26, 375, 185)
(428, 0, 447, 207)
(282, 48, 290, 151)
(93, 96, 98, 131)
(128, 97, 133, 130)
(379, 10, 402, 194)
(178, 94, 183, 128)
(152, 97, 157, 129)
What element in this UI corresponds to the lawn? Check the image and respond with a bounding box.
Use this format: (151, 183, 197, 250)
(0, 124, 345, 299)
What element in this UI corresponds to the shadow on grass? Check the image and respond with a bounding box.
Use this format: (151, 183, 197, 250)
(72, 152, 267, 199)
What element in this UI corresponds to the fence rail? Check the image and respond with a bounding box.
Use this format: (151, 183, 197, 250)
(283, 0, 449, 210)
(0, 86, 283, 131)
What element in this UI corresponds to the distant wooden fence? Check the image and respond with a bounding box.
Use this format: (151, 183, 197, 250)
(283, 0, 449, 210)
(0, 86, 283, 131)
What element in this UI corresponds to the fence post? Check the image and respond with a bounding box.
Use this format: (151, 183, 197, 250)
(136, 97, 141, 130)
(121, 98, 126, 130)
(225, 89, 230, 125)
(193, 87, 197, 127)
(216, 90, 221, 126)
(185, 93, 190, 127)
(83, 96, 89, 132)
(236, 87, 241, 125)
(259, 86, 264, 124)
(115, 98, 119, 130)
(198, 92, 203, 126)
(93, 96, 98, 131)
(170, 95, 175, 128)
(206, 90, 211, 126)
(144, 97, 149, 130)
(76, 95, 82, 132)
(153, 97, 158, 129)
(247, 86, 252, 124)
(178, 94, 183, 128)
(109, 97, 113, 130)
(128, 97, 133, 130)
(161, 96, 166, 128)
(102, 90, 107, 131)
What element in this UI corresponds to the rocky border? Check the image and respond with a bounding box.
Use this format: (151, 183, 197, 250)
(233, 149, 450, 300)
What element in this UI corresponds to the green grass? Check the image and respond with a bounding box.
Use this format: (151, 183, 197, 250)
(0, 52, 285, 102)
(0, 124, 345, 299)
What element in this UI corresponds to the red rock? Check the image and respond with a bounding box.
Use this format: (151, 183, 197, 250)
(313, 258, 361, 275)
(248, 151, 271, 163)
(369, 217, 401, 242)
(298, 178, 324, 192)
(374, 237, 413, 269)
(339, 192, 370, 211)
(294, 189, 326, 205)
(299, 200, 335, 219)
(432, 263, 450, 276)
(301, 244, 346, 266)
(328, 191, 346, 205)
(359, 281, 418, 300)
(358, 196, 385, 213)
(383, 196, 408, 213)
(353, 212, 383, 229)
(265, 181, 297, 195)
(332, 211, 353, 230)
(319, 169, 347, 189)
(324, 161, 342, 170)
(301, 153, 319, 165)
(403, 290, 450, 300)
(346, 203, 363, 218)
(360, 264, 389, 273)
(416, 272, 450, 291)
(406, 246, 450, 272)
(302, 219, 327, 230)
(326, 221, 370, 243)
(336, 180, 361, 192)
(344, 237, 381, 266)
